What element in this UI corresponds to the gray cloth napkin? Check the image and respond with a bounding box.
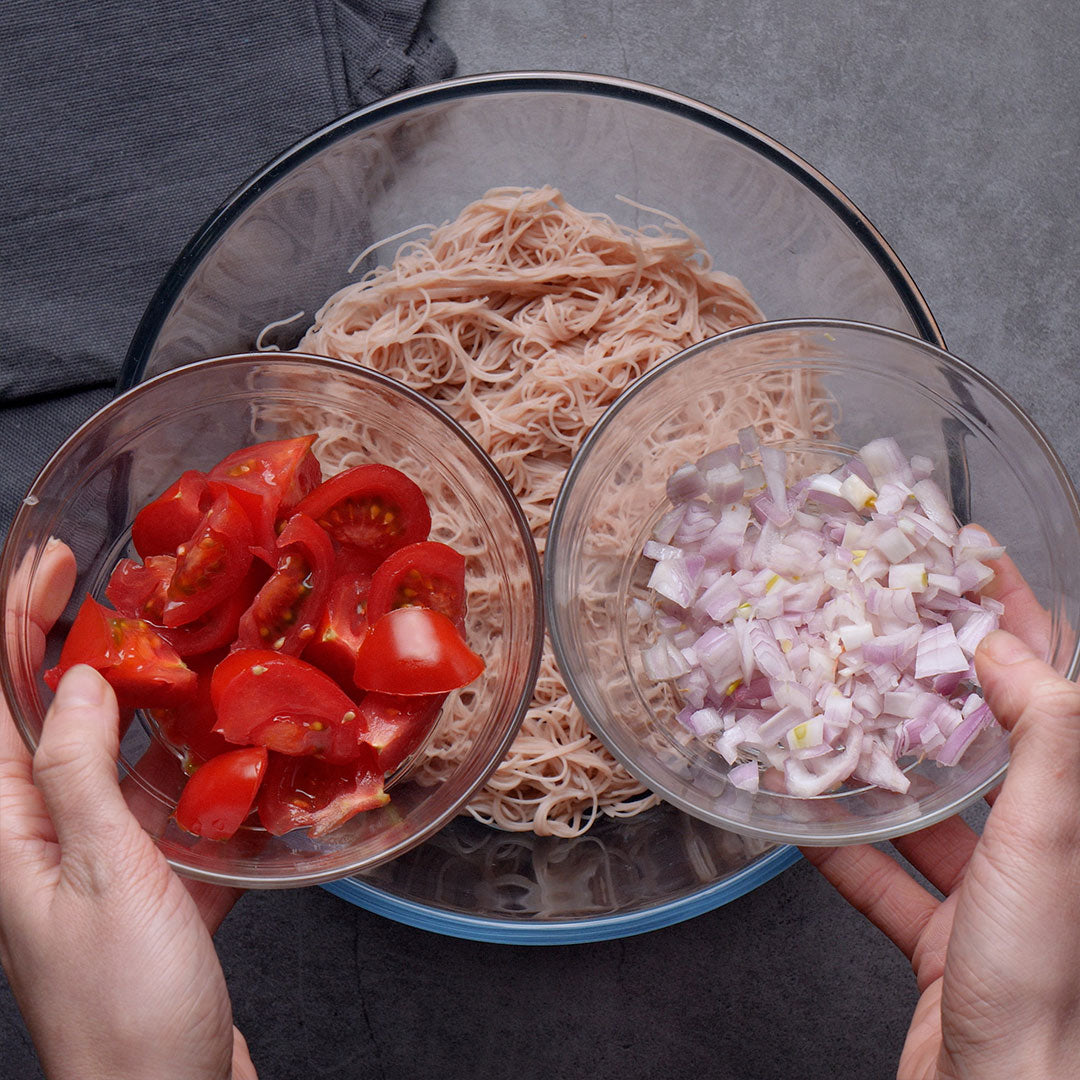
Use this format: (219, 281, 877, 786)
(0, 0, 454, 527)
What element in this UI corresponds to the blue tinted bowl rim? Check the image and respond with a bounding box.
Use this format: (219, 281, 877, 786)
(115, 73, 949, 939)
(322, 843, 803, 944)
(119, 70, 943, 390)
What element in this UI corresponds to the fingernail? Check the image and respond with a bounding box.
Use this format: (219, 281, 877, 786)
(981, 630, 1036, 666)
(56, 665, 108, 708)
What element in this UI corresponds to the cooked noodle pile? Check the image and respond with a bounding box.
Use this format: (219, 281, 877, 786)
(292, 186, 785, 836)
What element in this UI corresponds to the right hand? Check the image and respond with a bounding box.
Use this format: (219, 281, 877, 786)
(804, 545, 1080, 1079)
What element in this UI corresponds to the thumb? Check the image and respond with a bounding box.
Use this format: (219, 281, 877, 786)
(32, 665, 144, 888)
(975, 629, 1080, 782)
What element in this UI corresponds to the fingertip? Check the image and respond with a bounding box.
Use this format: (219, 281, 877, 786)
(29, 539, 78, 632)
(52, 664, 110, 711)
(977, 629, 1036, 669)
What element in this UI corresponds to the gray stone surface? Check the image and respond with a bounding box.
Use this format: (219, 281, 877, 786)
(3, 2, 1078, 1079)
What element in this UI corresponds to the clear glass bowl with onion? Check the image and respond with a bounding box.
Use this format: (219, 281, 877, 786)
(547, 319, 1080, 846)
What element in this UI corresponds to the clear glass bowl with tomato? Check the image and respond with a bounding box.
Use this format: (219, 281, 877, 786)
(0, 354, 543, 887)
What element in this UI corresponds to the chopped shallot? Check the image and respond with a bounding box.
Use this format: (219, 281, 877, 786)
(638, 434, 1003, 797)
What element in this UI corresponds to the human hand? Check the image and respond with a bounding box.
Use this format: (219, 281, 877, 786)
(804, 545, 1080, 1079)
(0, 540, 257, 1080)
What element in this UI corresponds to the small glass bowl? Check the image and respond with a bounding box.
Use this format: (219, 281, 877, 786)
(546, 320, 1080, 846)
(0, 354, 543, 887)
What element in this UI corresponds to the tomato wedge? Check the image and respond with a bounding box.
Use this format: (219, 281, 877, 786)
(150, 651, 235, 766)
(213, 650, 363, 762)
(108, 557, 267, 656)
(366, 541, 467, 629)
(174, 746, 268, 841)
(293, 463, 431, 563)
(162, 482, 254, 627)
(352, 607, 484, 696)
(131, 470, 209, 559)
(357, 692, 445, 774)
(208, 435, 322, 564)
(257, 747, 388, 838)
(235, 513, 334, 655)
(44, 595, 195, 708)
(107, 554, 173, 623)
(302, 548, 375, 688)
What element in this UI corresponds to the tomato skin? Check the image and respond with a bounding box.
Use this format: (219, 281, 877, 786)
(234, 513, 334, 655)
(213, 651, 363, 762)
(293, 463, 431, 563)
(131, 470, 209, 559)
(44, 595, 196, 708)
(353, 607, 484, 696)
(357, 692, 445, 774)
(366, 541, 467, 629)
(163, 482, 254, 628)
(302, 548, 375, 689)
(257, 747, 388, 838)
(174, 746, 268, 841)
(208, 436, 322, 565)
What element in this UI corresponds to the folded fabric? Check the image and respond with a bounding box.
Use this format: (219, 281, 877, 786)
(0, 0, 455, 403)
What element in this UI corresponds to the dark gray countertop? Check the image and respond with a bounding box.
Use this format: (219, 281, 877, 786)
(3, 2, 1078, 1078)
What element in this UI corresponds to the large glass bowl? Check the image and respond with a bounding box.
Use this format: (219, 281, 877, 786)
(0, 354, 543, 888)
(119, 73, 948, 938)
(547, 320, 1080, 846)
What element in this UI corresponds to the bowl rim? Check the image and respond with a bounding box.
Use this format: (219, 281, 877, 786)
(119, 70, 944, 389)
(322, 843, 804, 944)
(0, 352, 545, 888)
(546, 317, 1080, 846)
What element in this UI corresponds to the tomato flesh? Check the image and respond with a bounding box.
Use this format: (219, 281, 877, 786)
(151, 650, 235, 766)
(109, 557, 267, 657)
(257, 748, 388, 837)
(302, 548, 375, 689)
(358, 691, 445, 774)
(353, 607, 484, 696)
(209, 435, 322, 564)
(235, 513, 334, 655)
(213, 651, 363, 762)
(131, 470, 209, 559)
(293, 463, 431, 563)
(44, 594, 196, 708)
(366, 540, 466, 629)
(163, 482, 254, 627)
(174, 745, 268, 841)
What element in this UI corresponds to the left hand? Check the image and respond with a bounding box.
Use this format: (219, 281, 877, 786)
(0, 539, 256, 1080)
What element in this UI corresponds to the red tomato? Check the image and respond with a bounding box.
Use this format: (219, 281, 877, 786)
(302, 548, 375, 688)
(352, 607, 484, 696)
(131, 470, 209, 559)
(234, 513, 334, 655)
(213, 651, 363, 762)
(357, 692, 445, 774)
(107, 557, 267, 656)
(257, 747, 388, 838)
(174, 746, 268, 841)
(293, 464, 431, 563)
(208, 435, 322, 564)
(366, 541, 467, 629)
(150, 650, 235, 766)
(107, 554, 173, 623)
(43, 595, 196, 708)
(162, 482, 254, 628)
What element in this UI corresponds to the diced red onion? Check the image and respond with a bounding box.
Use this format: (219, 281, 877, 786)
(639, 434, 1006, 796)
